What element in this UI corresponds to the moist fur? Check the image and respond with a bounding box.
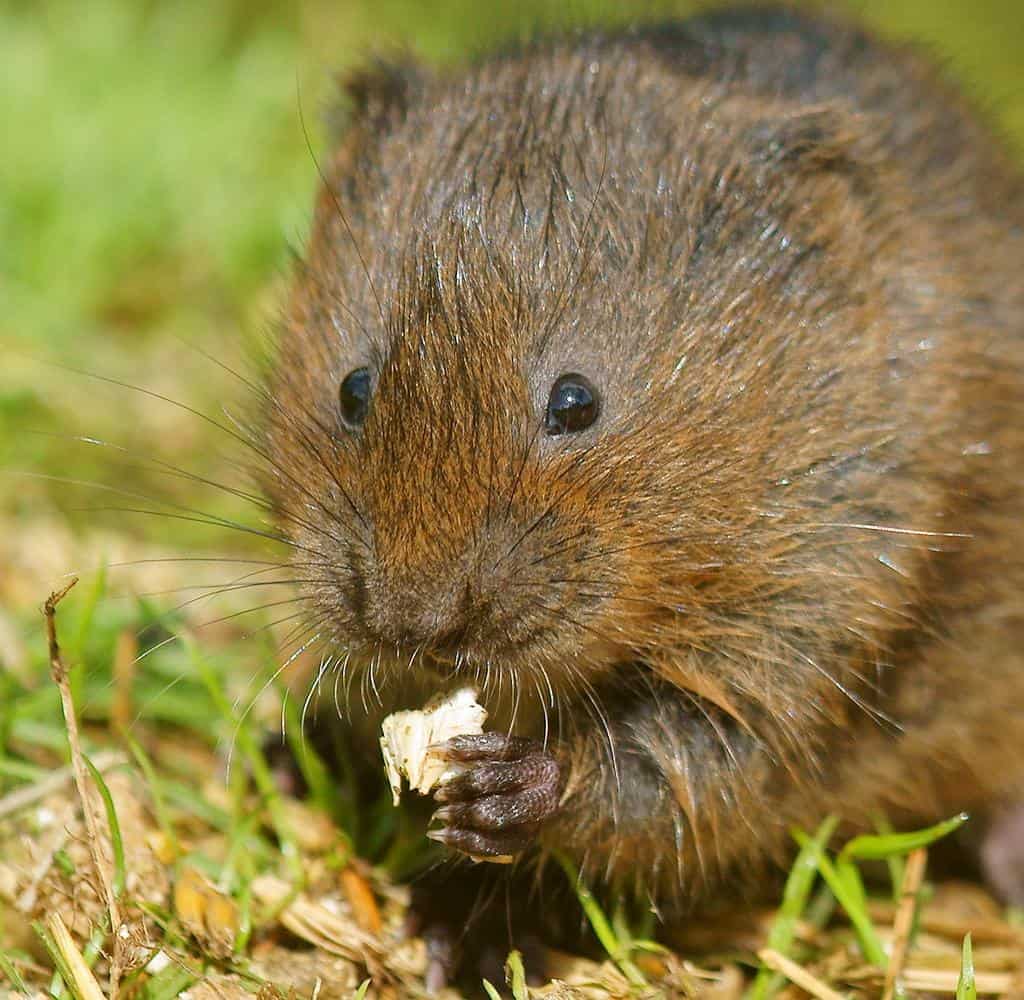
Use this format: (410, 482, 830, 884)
(262, 6, 1024, 906)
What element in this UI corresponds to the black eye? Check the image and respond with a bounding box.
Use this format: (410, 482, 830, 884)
(339, 367, 372, 428)
(545, 373, 599, 435)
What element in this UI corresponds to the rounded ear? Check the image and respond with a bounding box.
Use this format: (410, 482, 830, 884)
(327, 57, 426, 139)
(686, 100, 886, 266)
(745, 105, 872, 174)
(749, 105, 860, 165)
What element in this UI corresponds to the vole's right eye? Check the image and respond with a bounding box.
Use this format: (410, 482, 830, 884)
(545, 373, 599, 435)
(339, 367, 372, 428)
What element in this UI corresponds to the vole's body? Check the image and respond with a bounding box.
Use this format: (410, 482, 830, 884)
(265, 7, 1024, 910)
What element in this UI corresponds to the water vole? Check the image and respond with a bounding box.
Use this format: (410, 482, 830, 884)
(263, 3, 1024, 918)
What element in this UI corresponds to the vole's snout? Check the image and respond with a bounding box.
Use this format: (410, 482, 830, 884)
(362, 555, 535, 668)
(340, 500, 605, 670)
(360, 568, 477, 654)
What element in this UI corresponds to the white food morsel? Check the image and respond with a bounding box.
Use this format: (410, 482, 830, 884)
(379, 687, 487, 805)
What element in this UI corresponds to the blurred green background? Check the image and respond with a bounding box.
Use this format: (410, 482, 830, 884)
(1, 0, 1022, 635)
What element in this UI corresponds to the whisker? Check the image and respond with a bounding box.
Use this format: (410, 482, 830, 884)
(802, 521, 971, 539)
(130, 593, 315, 667)
(134, 576, 334, 599)
(301, 654, 334, 738)
(108, 556, 290, 569)
(74, 503, 306, 553)
(774, 634, 902, 733)
(35, 357, 362, 550)
(226, 627, 326, 781)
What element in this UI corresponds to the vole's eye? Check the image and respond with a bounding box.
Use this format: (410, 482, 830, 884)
(339, 367, 372, 428)
(545, 373, 599, 435)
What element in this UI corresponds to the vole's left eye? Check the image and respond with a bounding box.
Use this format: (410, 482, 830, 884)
(545, 373, 599, 435)
(339, 367, 372, 428)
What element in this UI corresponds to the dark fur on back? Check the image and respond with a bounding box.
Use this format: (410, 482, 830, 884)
(263, 6, 1024, 905)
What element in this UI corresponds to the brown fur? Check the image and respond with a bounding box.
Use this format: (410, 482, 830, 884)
(262, 6, 1024, 906)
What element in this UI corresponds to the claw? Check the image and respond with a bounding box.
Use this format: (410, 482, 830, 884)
(427, 734, 562, 863)
(428, 823, 535, 858)
(431, 805, 454, 824)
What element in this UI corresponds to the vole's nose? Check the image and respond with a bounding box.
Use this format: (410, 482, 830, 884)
(361, 570, 478, 652)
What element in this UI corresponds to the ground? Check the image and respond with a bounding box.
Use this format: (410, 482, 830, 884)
(1, 1, 1023, 997)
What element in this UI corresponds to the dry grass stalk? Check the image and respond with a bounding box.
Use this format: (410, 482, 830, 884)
(250, 874, 392, 982)
(900, 967, 1013, 993)
(45, 578, 124, 998)
(757, 948, 846, 1000)
(47, 912, 107, 1000)
(883, 847, 928, 1000)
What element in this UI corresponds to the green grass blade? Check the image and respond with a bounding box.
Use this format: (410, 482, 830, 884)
(84, 754, 127, 898)
(54, 848, 77, 877)
(482, 981, 502, 1000)
(834, 856, 869, 917)
(748, 814, 838, 1000)
(161, 779, 233, 832)
(506, 949, 529, 1000)
(956, 934, 977, 1000)
(872, 813, 905, 901)
(792, 829, 887, 968)
(553, 851, 648, 989)
(838, 813, 967, 861)
(31, 921, 71, 1000)
(70, 566, 107, 710)
(280, 694, 345, 826)
(138, 960, 199, 1000)
(0, 757, 50, 784)
(185, 634, 305, 886)
(0, 949, 31, 994)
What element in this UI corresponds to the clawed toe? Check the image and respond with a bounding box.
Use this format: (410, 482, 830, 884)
(427, 823, 539, 858)
(428, 734, 562, 862)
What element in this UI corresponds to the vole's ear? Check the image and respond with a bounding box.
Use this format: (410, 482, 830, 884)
(327, 57, 426, 139)
(744, 104, 877, 181)
(703, 101, 884, 255)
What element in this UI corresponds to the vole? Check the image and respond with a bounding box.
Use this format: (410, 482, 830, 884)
(262, 0, 1024, 959)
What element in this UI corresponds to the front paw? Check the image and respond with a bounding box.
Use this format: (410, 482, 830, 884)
(427, 733, 562, 860)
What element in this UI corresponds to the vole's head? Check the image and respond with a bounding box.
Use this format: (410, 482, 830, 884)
(263, 32, 929, 719)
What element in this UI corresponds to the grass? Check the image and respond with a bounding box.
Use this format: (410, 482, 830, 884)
(0, 580, 1018, 993)
(2, 0, 1024, 997)
(2, 588, 1018, 997)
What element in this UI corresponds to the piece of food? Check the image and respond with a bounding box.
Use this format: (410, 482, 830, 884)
(379, 687, 486, 805)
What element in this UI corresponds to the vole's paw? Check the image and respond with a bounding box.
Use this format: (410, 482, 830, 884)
(981, 803, 1024, 905)
(428, 733, 562, 859)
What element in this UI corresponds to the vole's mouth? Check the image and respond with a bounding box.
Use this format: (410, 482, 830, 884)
(414, 635, 637, 695)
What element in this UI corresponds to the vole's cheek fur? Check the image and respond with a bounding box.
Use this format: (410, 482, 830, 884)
(260, 8, 1024, 905)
